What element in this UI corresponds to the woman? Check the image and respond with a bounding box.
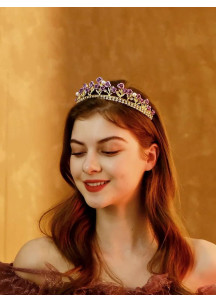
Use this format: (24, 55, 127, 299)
(0, 77, 216, 295)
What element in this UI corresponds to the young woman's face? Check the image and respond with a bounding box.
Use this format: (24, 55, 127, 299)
(70, 113, 150, 209)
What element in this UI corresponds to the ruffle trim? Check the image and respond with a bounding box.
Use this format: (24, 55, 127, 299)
(0, 261, 65, 294)
(69, 273, 172, 295)
(0, 261, 216, 295)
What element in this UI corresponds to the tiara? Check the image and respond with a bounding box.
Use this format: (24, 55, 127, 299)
(75, 77, 155, 120)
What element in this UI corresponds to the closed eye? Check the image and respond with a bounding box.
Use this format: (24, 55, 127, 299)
(71, 151, 119, 157)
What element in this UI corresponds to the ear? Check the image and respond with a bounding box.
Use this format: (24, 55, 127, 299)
(145, 143, 159, 171)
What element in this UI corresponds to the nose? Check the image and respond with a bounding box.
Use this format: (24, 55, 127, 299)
(82, 152, 102, 174)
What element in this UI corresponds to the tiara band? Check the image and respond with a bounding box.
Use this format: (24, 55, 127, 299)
(75, 77, 155, 120)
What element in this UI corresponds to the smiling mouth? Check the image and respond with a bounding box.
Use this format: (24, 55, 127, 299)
(84, 181, 110, 192)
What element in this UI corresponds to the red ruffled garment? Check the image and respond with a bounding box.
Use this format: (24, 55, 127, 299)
(0, 261, 216, 295)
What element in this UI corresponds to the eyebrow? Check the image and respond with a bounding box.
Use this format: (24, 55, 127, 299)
(70, 136, 128, 146)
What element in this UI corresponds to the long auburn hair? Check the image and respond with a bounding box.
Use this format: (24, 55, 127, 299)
(39, 80, 195, 294)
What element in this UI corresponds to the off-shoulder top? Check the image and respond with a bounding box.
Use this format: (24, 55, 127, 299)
(0, 261, 216, 295)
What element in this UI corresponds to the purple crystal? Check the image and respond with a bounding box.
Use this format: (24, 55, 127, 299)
(147, 105, 151, 110)
(94, 84, 100, 89)
(83, 83, 88, 89)
(89, 81, 94, 87)
(136, 94, 141, 99)
(101, 85, 106, 90)
(145, 99, 149, 105)
(126, 89, 133, 95)
(96, 77, 103, 83)
(139, 98, 144, 103)
(79, 88, 84, 94)
(117, 83, 124, 90)
(152, 110, 155, 115)
(86, 87, 90, 93)
(105, 81, 111, 87)
(123, 88, 128, 93)
(111, 86, 117, 93)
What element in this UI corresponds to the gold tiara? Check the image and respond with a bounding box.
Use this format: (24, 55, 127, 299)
(75, 77, 155, 120)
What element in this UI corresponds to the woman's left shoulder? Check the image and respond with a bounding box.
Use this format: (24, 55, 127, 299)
(193, 238, 216, 263)
(188, 237, 216, 284)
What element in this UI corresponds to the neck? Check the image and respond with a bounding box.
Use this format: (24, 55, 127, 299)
(95, 200, 157, 260)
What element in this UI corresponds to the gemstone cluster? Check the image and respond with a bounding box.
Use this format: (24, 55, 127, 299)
(75, 77, 155, 120)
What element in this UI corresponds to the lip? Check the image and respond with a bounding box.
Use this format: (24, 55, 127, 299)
(84, 181, 110, 192)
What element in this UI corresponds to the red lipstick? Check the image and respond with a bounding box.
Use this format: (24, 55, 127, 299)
(84, 181, 110, 192)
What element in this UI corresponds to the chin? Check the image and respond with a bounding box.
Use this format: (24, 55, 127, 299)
(84, 199, 110, 209)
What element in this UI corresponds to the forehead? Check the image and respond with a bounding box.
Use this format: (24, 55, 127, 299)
(71, 113, 133, 144)
(72, 113, 121, 132)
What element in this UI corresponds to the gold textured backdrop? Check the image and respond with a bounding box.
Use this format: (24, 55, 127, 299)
(0, 7, 216, 262)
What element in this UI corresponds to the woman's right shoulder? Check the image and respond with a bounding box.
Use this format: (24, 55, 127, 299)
(13, 236, 74, 285)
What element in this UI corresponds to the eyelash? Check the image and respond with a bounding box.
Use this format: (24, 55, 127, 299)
(71, 151, 119, 157)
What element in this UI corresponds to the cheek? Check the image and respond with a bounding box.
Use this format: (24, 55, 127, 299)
(113, 157, 145, 182)
(69, 157, 79, 178)
(109, 158, 130, 180)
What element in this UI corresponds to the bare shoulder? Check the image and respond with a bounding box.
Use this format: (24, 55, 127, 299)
(13, 236, 74, 285)
(193, 238, 216, 274)
(183, 237, 216, 291)
(188, 237, 216, 268)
